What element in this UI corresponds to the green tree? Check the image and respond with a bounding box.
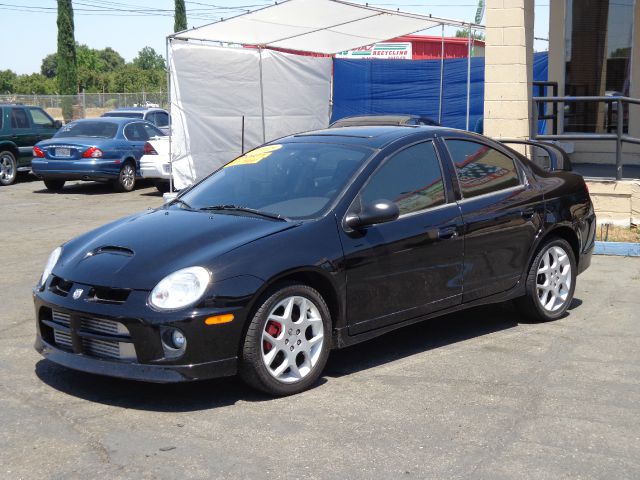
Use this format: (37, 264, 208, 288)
(175, 0, 187, 32)
(13, 74, 57, 95)
(98, 47, 125, 71)
(41, 54, 58, 78)
(0, 69, 17, 93)
(57, 0, 77, 120)
(107, 64, 165, 93)
(455, 29, 485, 41)
(133, 47, 166, 71)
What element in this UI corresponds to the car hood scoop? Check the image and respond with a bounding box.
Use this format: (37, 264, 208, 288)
(54, 208, 296, 290)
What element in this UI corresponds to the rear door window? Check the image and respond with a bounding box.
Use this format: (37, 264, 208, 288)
(360, 141, 446, 215)
(10, 108, 30, 129)
(445, 139, 521, 199)
(28, 108, 55, 129)
(141, 123, 164, 138)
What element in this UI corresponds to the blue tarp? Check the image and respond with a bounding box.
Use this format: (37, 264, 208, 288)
(331, 51, 549, 132)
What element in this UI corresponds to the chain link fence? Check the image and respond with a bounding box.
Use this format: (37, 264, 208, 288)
(0, 92, 168, 122)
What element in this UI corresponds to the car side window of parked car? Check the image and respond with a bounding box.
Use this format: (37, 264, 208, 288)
(445, 139, 521, 199)
(28, 108, 54, 129)
(141, 123, 164, 138)
(10, 108, 30, 129)
(153, 112, 170, 128)
(124, 123, 147, 141)
(360, 141, 446, 216)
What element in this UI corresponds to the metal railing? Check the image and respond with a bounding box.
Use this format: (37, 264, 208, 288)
(531, 96, 640, 180)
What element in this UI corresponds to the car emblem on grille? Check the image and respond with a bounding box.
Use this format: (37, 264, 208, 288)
(72, 288, 84, 300)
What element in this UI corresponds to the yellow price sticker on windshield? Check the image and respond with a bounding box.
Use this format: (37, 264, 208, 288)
(226, 144, 282, 167)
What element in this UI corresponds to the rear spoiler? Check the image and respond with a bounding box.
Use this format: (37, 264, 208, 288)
(498, 139, 572, 172)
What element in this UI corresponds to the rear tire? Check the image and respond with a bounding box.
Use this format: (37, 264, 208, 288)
(155, 181, 170, 193)
(516, 238, 576, 322)
(114, 162, 136, 192)
(0, 150, 17, 186)
(43, 179, 65, 191)
(239, 283, 331, 396)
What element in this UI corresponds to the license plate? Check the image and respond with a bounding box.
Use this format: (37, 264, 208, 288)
(55, 147, 71, 157)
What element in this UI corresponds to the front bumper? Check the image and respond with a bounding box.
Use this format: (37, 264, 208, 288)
(33, 275, 253, 383)
(35, 335, 237, 382)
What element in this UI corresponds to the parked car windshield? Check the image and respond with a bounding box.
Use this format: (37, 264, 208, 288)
(180, 142, 373, 220)
(55, 121, 118, 139)
(102, 112, 144, 119)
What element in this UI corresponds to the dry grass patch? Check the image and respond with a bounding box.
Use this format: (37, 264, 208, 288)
(596, 224, 640, 243)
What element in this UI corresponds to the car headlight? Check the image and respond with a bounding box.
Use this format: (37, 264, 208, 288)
(149, 266, 210, 310)
(40, 246, 62, 287)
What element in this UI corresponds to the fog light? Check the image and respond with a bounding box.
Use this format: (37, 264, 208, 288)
(172, 329, 186, 349)
(161, 327, 187, 356)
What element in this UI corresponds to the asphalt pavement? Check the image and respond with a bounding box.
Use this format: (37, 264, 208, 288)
(1, 177, 639, 479)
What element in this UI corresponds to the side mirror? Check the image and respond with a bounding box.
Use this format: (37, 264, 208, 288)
(163, 191, 178, 203)
(345, 199, 399, 229)
(53, 120, 63, 129)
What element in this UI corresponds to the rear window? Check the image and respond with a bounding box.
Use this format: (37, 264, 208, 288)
(102, 112, 144, 119)
(55, 121, 118, 139)
(10, 108, 29, 129)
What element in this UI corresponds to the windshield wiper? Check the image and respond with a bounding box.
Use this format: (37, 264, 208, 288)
(199, 204, 288, 221)
(169, 198, 193, 210)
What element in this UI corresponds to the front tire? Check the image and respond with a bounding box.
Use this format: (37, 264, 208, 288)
(114, 162, 136, 192)
(516, 238, 576, 322)
(0, 150, 17, 186)
(240, 284, 331, 396)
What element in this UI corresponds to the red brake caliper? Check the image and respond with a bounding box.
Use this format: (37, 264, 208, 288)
(263, 321, 282, 354)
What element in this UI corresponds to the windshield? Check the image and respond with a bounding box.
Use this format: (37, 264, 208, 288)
(180, 142, 373, 220)
(55, 121, 118, 139)
(103, 112, 144, 119)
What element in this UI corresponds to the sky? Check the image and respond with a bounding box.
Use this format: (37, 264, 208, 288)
(0, 0, 550, 75)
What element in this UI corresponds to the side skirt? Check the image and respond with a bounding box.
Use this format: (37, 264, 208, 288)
(332, 281, 526, 349)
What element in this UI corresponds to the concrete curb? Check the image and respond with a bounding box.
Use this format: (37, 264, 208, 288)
(594, 241, 640, 257)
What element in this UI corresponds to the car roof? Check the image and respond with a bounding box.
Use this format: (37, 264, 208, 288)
(330, 114, 439, 127)
(106, 107, 166, 113)
(69, 117, 147, 125)
(279, 125, 459, 149)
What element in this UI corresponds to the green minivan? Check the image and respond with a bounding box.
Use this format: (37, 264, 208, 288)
(0, 104, 61, 186)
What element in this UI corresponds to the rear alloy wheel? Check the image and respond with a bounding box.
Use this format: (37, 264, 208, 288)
(115, 162, 136, 192)
(43, 179, 65, 191)
(0, 150, 17, 186)
(240, 284, 331, 396)
(516, 238, 576, 322)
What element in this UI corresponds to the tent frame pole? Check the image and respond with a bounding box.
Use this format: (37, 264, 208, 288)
(438, 24, 445, 124)
(258, 47, 266, 143)
(466, 24, 472, 131)
(166, 36, 174, 193)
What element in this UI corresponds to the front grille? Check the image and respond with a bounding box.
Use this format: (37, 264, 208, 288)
(47, 310, 136, 361)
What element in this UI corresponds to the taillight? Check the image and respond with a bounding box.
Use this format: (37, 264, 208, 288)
(143, 142, 158, 155)
(33, 146, 45, 158)
(82, 146, 103, 158)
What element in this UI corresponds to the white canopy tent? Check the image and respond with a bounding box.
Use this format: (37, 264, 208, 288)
(167, 0, 483, 189)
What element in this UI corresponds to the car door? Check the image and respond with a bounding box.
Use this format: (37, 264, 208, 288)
(9, 107, 37, 163)
(441, 137, 544, 302)
(340, 140, 464, 335)
(123, 122, 150, 160)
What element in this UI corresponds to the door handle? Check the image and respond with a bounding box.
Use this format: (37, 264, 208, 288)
(438, 227, 458, 240)
(521, 208, 535, 219)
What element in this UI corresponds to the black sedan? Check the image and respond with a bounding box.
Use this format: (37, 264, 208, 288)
(34, 126, 596, 396)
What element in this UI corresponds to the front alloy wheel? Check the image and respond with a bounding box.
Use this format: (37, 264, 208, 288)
(240, 284, 331, 395)
(0, 151, 17, 186)
(516, 238, 576, 322)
